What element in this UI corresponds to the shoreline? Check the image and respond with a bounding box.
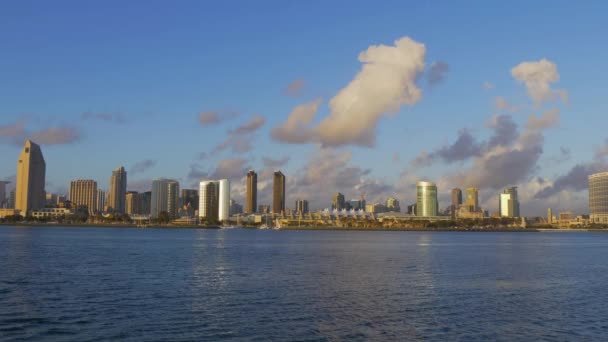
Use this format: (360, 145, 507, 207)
(2, 223, 606, 232)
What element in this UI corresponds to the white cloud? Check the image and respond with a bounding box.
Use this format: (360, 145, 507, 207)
(511, 59, 567, 105)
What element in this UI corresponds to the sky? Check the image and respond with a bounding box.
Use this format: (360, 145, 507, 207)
(1, 0, 608, 216)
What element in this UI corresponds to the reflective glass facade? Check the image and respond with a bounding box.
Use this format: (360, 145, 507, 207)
(417, 181, 438, 217)
(589, 172, 608, 223)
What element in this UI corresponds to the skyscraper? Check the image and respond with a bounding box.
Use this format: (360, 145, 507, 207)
(137, 191, 152, 215)
(16, 140, 46, 214)
(416, 181, 438, 217)
(273, 170, 285, 214)
(499, 187, 520, 218)
(199, 179, 230, 222)
(465, 187, 479, 211)
(96, 189, 106, 213)
(199, 181, 219, 221)
(295, 199, 309, 214)
(246, 170, 257, 214)
(332, 192, 345, 211)
(547, 208, 553, 224)
(451, 188, 462, 208)
(125, 191, 139, 215)
(108, 166, 127, 213)
(0, 181, 9, 208)
(69, 179, 98, 214)
(150, 179, 179, 219)
(589, 172, 608, 224)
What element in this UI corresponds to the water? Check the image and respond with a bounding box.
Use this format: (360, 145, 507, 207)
(1, 227, 607, 341)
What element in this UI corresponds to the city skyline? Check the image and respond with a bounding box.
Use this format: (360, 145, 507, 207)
(1, 2, 608, 216)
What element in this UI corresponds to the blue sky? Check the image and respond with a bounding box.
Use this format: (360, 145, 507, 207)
(1, 1, 607, 215)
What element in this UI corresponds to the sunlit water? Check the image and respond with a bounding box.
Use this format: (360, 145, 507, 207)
(1, 227, 608, 341)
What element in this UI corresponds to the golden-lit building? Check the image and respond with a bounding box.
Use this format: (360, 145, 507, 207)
(15, 140, 46, 215)
(126, 191, 138, 215)
(465, 187, 479, 211)
(69, 179, 98, 214)
(246, 170, 257, 213)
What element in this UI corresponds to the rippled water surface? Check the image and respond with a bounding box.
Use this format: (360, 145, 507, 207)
(1, 227, 608, 341)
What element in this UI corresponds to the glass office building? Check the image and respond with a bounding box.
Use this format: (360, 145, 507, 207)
(417, 181, 438, 217)
(589, 172, 608, 224)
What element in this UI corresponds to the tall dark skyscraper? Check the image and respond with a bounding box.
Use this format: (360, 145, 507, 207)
(246, 170, 257, 213)
(16, 140, 46, 214)
(451, 188, 462, 208)
(273, 170, 285, 214)
(108, 166, 127, 213)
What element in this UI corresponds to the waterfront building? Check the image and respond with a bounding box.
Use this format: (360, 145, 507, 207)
(15, 140, 46, 214)
(332, 192, 345, 210)
(125, 191, 139, 215)
(199, 179, 230, 222)
(69, 180, 98, 214)
(407, 203, 417, 215)
(547, 208, 553, 224)
(108, 166, 127, 213)
(499, 187, 520, 218)
(0, 181, 9, 208)
(416, 181, 438, 217)
(273, 170, 285, 214)
(181, 189, 199, 210)
(385, 197, 401, 212)
(295, 199, 309, 214)
(151, 179, 179, 219)
(30, 208, 74, 220)
(350, 198, 366, 211)
(258, 204, 270, 214)
(246, 170, 257, 214)
(365, 203, 388, 214)
(8, 190, 16, 209)
(451, 188, 462, 209)
(137, 191, 152, 215)
(465, 187, 479, 211)
(96, 189, 106, 213)
(589, 172, 608, 224)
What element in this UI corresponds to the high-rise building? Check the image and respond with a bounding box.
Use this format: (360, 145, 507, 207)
(200, 181, 219, 221)
(125, 191, 139, 215)
(8, 190, 16, 209)
(181, 189, 199, 210)
(465, 187, 479, 211)
(16, 140, 46, 215)
(295, 199, 309, 214)
(150, 179, 179, 219)
(0, 181, 9, 208)
(108, 166, 127, 213)
(96, 189, 106, 213)
(499, 187, 520, 218)
(386, 197, 401, 212)
(218, 179, 230, 222)
(199, 179, 230, 222)
(451, 188, 462, 208)
(332, 192, 345, 210)
(589, 172, 608, 224)
(137, 191, 152, 215)
(246, 170, 257, 214)
(273, 170, 285, 214)
(69, 180, 98, 214)
(416, 181, 438, 217)
(547, 208, 553, 224)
